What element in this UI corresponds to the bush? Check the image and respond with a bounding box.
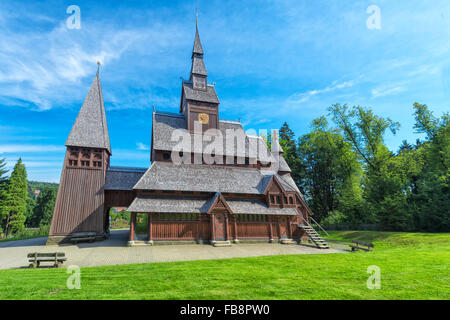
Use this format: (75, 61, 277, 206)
(1, 225, 50, 241)
(321, 210, 347, 226)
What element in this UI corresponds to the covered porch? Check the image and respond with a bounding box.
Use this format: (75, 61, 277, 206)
(126, 193, 300, 246)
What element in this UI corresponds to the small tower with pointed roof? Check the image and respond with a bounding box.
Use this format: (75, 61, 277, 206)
(180, 22, 220, 133)
(271, 131, 292, 174)
(48, 65, 111, 244)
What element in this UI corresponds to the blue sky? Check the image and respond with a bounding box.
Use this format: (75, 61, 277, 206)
(1, 0, 449, 182)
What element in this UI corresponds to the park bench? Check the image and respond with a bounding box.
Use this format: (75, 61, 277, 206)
(70, 232, 96, 244)
(27, 252, 66, 268)
(349, 240, 374, 252)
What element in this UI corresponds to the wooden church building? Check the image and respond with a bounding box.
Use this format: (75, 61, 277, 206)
(48, 25, 329, 248)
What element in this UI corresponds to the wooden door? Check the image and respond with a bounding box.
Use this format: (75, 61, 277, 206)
(279, 217, 288, 239)
(215, 213, 226, 241)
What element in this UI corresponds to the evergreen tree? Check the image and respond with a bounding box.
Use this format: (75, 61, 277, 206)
(0, 158, 7, 236)
(30, 187, 56, 227)
(278, 122, 304, 186)
(1, 159, 28, 237)
(411, 103, 449, 231)
(0, 158, 7, 187)
(25, 197, 36, 227)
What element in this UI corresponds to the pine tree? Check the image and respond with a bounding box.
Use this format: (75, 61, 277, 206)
(1, 158, 28, 237)
(0, 158, 7, 187)
(0, 158, 7, 236)
(278, 122, 303, 186)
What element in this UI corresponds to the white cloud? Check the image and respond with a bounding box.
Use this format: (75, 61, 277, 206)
(371, 85, 406, 99)
(287, 79, 358, 105)
(0, 144, 64, 154)
(136, 142, 150, 150)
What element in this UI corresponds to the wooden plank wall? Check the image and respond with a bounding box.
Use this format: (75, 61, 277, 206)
(50, 166, 105, 235)
(152, 221, 210, 240)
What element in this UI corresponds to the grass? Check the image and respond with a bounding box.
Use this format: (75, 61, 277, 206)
(0, 225, 49, 242)
(0, 231, 448, 300)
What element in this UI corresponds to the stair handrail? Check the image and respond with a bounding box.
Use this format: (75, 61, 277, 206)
(308, 216, 329, 236)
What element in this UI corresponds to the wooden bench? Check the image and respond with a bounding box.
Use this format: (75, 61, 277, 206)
(349, 240, 374, 252)
(28, 252, 67, 268)
(70, 232, 96, 244)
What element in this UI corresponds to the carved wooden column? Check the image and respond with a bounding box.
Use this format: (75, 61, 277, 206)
(147, 213, 153, 244)
(277, 216, 281, 241)
(225, 214, 228, 241)
(211, 214, 216, 243)
(287, 216, 292, 239)
(129, 212, 136, 243)
(234, 217, 238, 242)
(269, 216, 273, 243)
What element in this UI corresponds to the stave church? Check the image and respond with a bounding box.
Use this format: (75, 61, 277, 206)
(48, 24, 329, 248)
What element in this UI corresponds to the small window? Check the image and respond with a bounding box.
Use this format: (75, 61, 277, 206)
(289, 197, 293, 204)
(270, 195, 275, 203)
(276, 196, 281, 204)
(284, 197, 288, 204)
(163, 153, 170, 161)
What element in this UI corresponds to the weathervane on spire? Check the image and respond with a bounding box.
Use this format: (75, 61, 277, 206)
(96, 60, 101, 75)
(195, 8, 198, 27)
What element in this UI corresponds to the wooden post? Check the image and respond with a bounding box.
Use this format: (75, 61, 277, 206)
(269, 216, 273, 241)
(148, 213, 153, 241)
(129, 212, 136, 241)
(225, 214, 228, 241)
(277, 216, 281, 240)
(287, 216, 292, 239)
(234, 217, 238, 241)
(211, 214, 216, 242)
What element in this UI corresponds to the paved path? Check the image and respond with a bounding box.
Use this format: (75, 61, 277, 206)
(0, 230, 344, 270)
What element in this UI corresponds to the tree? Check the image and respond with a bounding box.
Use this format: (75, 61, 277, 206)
(25, 197, 36, 227)
(297, 117, 363, 223)
(328, 104, 415, 230)
(0, 158, 7, 187)
(29, 187, 56, 227)
(278, 122, 304, 186)
(1, 159, 28, 237)
(411, 103, 449, 231)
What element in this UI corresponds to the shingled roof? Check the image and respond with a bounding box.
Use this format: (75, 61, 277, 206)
(192, 25, 204, 56)
(182, 82, 219, 104)
(226, 198, 298, 215)
(105, 166, 147, 191)
(134, 161, 273, 194)
(127, 194, 298, 215)
(151, 111, 274, 162)
(128, 195, 211, 213)
(65, 71, 111, 153)
(191, 56, 207, 76)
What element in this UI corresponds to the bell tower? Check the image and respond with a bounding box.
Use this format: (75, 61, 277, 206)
(180, 24, 220, 133)
(47, 64, 111, 244)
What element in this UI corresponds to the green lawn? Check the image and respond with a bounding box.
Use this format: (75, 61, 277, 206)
(0, 231, 448, 300)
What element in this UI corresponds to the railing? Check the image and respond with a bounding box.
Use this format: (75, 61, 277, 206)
(309, 216, 329, 236)
(299, 215, 329, 237)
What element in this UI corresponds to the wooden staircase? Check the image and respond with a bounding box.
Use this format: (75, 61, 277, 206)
(300, 224, 329, 249)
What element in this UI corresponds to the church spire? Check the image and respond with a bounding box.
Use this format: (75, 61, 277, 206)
(65, 65, 111, 154)
(190, 21, 207, 90)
